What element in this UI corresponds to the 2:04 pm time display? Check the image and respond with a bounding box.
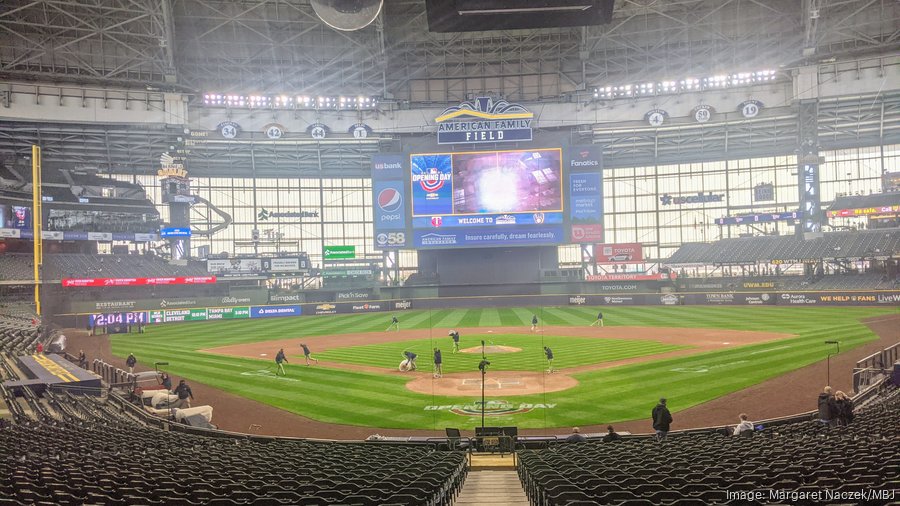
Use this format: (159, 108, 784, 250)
(90, 312, 148, 327)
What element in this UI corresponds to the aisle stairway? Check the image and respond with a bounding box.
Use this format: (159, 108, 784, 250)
(455, 470, 530, 506)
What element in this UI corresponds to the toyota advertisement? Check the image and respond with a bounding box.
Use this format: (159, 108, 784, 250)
(595, 243, 644, 264)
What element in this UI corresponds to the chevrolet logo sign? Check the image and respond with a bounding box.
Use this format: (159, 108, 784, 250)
(316, 304, 336, 311)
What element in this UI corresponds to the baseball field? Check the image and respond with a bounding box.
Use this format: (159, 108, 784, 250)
(108, 305, 898, 430)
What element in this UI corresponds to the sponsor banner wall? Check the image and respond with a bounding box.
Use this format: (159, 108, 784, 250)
(776, 292, 900, 306)
(413, 225, 564, 248)
(568, 173, 603, 223)
(69, 293, 268, 313)
(595, 243, 644, 264)
(250, 305, 302, 318)
(570, 224, 603, 243)
(268, 258, 300, 272)
(587, 273, 675, 282)
(334, 290, 372, 301)
(682, 293, 776, 305)
(268, 293, 305, 304)
(62, 276, 216, 287)
(565, 144, 603, 172)
(373, 180, 406, 231)
(207, 258, 262, 275)
(371, 153, 405, 180)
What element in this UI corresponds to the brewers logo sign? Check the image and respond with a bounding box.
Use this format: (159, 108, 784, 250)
(435, 97, 533, 144)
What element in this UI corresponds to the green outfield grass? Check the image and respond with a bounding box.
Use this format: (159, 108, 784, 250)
(313, 333, 686, 373)
(109, 305, 898, 430)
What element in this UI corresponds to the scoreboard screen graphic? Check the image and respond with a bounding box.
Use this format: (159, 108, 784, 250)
(409, 148, 565, 249)
(89, 312, 148, 327)
(410, 148, 563, 218)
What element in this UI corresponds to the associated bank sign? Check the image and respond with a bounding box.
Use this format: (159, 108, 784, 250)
(435, 97, 533, 144)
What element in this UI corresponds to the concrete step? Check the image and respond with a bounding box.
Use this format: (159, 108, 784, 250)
(455, 470, 529, 505)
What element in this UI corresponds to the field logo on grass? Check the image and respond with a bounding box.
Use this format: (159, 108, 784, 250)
(424, 400, 555, 416)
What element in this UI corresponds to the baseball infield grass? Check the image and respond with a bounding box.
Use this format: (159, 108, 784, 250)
(313, 334, 686, 373)
(109, 305, 898, 430)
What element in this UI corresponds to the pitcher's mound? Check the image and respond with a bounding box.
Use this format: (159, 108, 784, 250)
(406, 371, 577, 396)
(460, 345, 521, 354)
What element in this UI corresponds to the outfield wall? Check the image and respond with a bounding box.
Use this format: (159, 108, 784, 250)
(53, 290, 900, 328)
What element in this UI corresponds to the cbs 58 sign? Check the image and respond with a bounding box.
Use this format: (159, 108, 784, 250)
(376, 232, 406, 248)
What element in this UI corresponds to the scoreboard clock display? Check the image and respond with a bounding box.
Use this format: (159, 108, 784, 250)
(89, 312, 148, 327)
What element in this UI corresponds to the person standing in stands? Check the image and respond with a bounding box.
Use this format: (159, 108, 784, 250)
(160, 373, 173, 392)
(275, 348, 288, 376)
(818, 386, 836, 426)
(602, 425, 621, 442)
(531, 314, 538, 332)
(834, 391, 854, 426)
(125, 353, 137, 374)
(173, 379, 193, 408)
(35, 342, 44, 354)
(433, 348, 443, 378)
(386, 315, 400, 332)
(300, 343, 319, 366)
(590, 311, 604, 327)
(565, 427, 586, 443)
(543, 346, 554, 373)
(652, 398, 673, 441)
(733, 413, 754, 437)
(449, 330, 460, 353)
(77, 350, 87, 369)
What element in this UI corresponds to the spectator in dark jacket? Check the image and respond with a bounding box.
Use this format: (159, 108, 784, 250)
(834, 390, 854, 426)
(565, 427, 586, 443)
(160, 373, 172, 392)
(817, 386, 835, 425)
(77, 350, 87, 369)
(652, 398, 673, 441)
(125, 353, 137, 374)
(602, 425, 621, 442)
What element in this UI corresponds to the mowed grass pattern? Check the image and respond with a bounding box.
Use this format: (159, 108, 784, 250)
(314, 334, 685, 373)
(109, 305, 898, 430)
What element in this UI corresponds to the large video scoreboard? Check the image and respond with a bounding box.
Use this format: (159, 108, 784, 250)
(372, 145, 603, 250)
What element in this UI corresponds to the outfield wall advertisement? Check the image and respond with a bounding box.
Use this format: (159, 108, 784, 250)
(74, 291, 900, 327)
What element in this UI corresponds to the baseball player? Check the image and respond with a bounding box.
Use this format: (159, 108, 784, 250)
(591, 311, 604, 327)
(275, 348, 288, 376)
(433, 348, 443, 378)
(531, 314, 539, 332)
(449, 330, 460, 353)
(300, 343, 319, 366)
(544, 346, 554, 373)
(386, 315, 400, 332)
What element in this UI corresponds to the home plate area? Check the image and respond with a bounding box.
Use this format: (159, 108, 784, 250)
(460, 377, 523, 390)
(405, 370, 578, 396)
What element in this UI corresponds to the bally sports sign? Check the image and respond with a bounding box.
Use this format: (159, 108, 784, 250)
(435, 97, 533, 144)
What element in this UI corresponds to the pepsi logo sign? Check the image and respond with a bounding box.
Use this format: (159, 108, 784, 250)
(377, 187, 402, 212)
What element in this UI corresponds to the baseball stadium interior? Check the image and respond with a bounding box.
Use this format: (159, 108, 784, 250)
(1, 0, 899, 504)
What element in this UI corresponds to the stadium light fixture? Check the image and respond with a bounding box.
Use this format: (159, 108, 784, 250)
(592, 69, 779, 100)
(202, 93, 380, 110)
